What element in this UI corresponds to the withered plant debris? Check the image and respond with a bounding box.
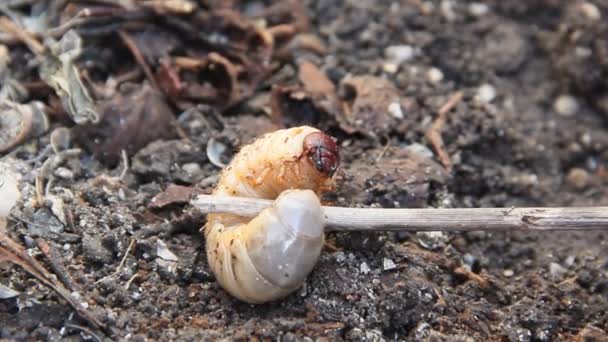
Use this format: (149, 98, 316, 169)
(149, 184, 205, 209)
(270, 60, 339, 128)
(0, 100, 49, 153)
(39, 30, 99, 124)
(339, 76, 415, 138)
(425, 91, 464, 172)
(73, 84, 177, 167)
(2, 1, 608, 340)
(0, 233, 105, 333)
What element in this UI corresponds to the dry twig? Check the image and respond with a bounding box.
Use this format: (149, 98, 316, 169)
(118, 30, 160, 90)
(36, 238, 77, 291)
(94, 238, 135, 284)
(0, 232, 105, 332)
(192, 194, 608, 232)
(425, 91, 464, 172)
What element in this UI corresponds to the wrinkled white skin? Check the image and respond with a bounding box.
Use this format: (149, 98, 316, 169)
(247, 189, 325, 290)
(206, 189, 325, 304)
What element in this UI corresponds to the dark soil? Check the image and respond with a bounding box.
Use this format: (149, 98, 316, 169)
(1, 1, 608, 341)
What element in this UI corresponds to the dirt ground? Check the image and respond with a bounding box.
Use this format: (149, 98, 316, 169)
(1, 0, 608, 341)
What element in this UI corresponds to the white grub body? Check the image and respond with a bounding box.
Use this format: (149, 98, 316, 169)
(204, 126, 336, 304)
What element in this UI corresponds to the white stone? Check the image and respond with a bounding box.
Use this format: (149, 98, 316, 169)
(440, 0, 456, 21)
(384, 45, 415, 64)
(182, 162, 201, 175)
(383, 258, 397, 271)
(580, 2, 601, 21)
(382, 63, 399, 74)
(388, 102, 404, 119)
(469, 3, 489, 17)
(426, 67, 444, 84)
(554, 94, 579, 117)
(475, 84, 497, 103)
(0, 167, 20, 218)
(54, 167, 74, 180)
(156, 239, 179, 261)
(360, 262, 371, 275)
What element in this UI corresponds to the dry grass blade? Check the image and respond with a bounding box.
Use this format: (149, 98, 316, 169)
(425, 91, 464, 172)
(0, 232, 106, 333)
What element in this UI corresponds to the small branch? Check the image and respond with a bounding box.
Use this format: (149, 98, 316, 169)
(36, 239, 77, 291)
(94, 238, 134, 284)
(118, 30, 160, 90)
(425, 91, 463, 172)
(191, 195, 608, 232)
(0, 233, 106, 332)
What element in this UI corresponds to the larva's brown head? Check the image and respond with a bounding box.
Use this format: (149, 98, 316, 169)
(302, 132, 340, 178)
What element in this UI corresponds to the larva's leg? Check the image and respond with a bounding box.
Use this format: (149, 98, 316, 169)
(253, 166, 271, 186)
(278, 163, 286, 182)
(279, 158, 303, 181)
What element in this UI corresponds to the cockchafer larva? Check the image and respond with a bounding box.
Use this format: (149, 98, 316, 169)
(204, 126, 340, 304)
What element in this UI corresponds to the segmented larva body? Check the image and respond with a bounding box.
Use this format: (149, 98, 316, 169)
(204, 126, 340, 304)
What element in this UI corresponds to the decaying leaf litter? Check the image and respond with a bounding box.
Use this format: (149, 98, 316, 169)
(1, 0, 608, 340)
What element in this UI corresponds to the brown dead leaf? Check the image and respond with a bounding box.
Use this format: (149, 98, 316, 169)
(73, 83, 177, 166)
(339, 76, 414, 138)
(293, 33, 328, 54)
(149, 184, 205, 209)
(270, 84, 333, 128)
(298, 60, 336, 96)
(0, 101, 49, 153)
(179, 53, 241, 108)
(269, 61, 339, 128)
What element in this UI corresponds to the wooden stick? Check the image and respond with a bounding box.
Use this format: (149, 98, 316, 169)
(191, 195, 608, 232)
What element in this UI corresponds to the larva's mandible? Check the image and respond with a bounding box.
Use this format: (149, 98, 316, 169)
(204, 126, 340, 304)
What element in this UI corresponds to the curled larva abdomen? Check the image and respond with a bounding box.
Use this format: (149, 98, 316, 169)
(204, 126, 339, 304)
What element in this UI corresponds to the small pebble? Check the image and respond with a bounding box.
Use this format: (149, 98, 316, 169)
(382, 63, 399, 74)
(440, 0, 456, 21)
(468, 3, 489, 16)
(182, 162, 201, 175)
(426, 67, 444, 84)
(335, 251, 346, 263)
(54, 167, 74, 180)
(360, 262, 371, 275)
(503, 269, 514, 277)
(575, 46, 592, 58)
(567, 168, 590, 190)
(580, 2, 601, 21)
(417, 231, 448, 250)
(549, 262, 567, 280)
(404, 143, 434, 159)
(580, 132, 592, 146)
(0, 284, 19, 299)
(387, 102, 404, 119)
(384, 45, 415, 64)
(554, 94, 579, 117)
(565, 255, 576, 267)
(475, 84, 497, 103)
(383, 258, 397, 271)
(462, 253, 479, 273)
(156, 239, 179, 262)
